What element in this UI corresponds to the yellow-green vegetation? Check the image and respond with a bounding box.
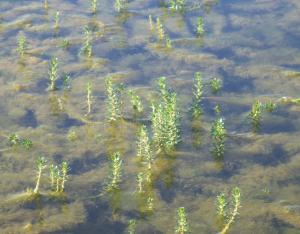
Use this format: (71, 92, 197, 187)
(33, 156, 47, 194)
(81, 26, 93, 57)
(196, 17, 204, 36)
(105, 77, 123, 121)
(114, 0, 127, 12)
(211, 107, 226, 159)
(210, 78, 222, 94)
(91, 0, 98, 13)
(16, 32, 26, 57)
(86, 81, 93, 115)
(250, 100, 262, 132)
(169, 0, 185, 12)
(191, 72, 203, 118)
(48, 57, 58, 91)
(105, 152, 123, 191)
(128, 89, 143, 113)
(127, 219, 136, 234)
(175, 207, 189, 234)
(156, 18, 165, 42)
(54, 11, 60, 30)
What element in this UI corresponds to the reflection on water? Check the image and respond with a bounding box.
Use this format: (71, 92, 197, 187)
(0, 0, 300, 233)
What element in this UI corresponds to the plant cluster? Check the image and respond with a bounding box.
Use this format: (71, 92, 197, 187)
(33, 156, 47, 194)
(81, 26, 93, 57)
(210, 78, 222, 94)
(105, 77, 124, 121)
(249, 100, 262, 132)
(16, 32, 26, 57)
(191, 72, 203, 118)
(86, 81, 93, 115)
(169, 0, 185, 12)
(91, 0, 98, 13)
(49, 161, 70, 193)
(48, 57, 58, 91)
(114, 0, 127, 12)
(8, 134, 33, 149)
(217, 187, 241, 234)
(105, 152, 123, 191)
(175, 207, 189, 234)
(196, 17, 204, 36)
(128, 89, 143, 113)
(127, 219, 136, 234)
(54, 11, 60, 30)
(153, 17, 172, 48)
(211, 108, 226, 159)
(151, 77, 180, 152)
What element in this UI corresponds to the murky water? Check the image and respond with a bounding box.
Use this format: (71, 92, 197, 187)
(1, 0, 300, 233)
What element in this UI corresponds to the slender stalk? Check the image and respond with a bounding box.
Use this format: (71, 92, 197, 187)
(60, 161, 70, 192)
(33, 156, 47, 194)
(86, 81, 93, 115)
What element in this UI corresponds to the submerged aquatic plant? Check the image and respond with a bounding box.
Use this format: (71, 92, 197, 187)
(216, 193, 227, 219)
(169, 0, 185, 12)
(218, 187, 241, 234)
(59, 39, 70, 49)
(105, 77, 123, 121)
(211, 108, 226, 159)
(175, 207, 189, 234)
(128, 89, 143, 113)
(16, 32, 26, 57)
(106, 152, 123, 191)
(54, 11, 60, 30)
(156, 18, 165, 41)
(148, 15, 154, 31)
(250, 100, 262, 132)
(191, 72, 203, 118)
(114, 0, 127, 12)
(33, 156, 47, 194)
(20, 138, 33, 149)
(44, 0, 48, 10)
(9, 133, 20, 146)
(136, 126, 151, 159)
(91, 0, 98, 13)
(210, 78, 222, 94)
(264, 100, 276, 112)
(151, 77, 180, 151)
(81, 26, 93, 57)
(48, 57, 58, 91)
(127, 219, 136, 234)
(86, 81, 93, 115)
(136, 172, 145, 193)
(8, 134, 33, 149)
(165, 36, 172, 49)
(196, 17, 204, 36)
(60, 161, 70, 192)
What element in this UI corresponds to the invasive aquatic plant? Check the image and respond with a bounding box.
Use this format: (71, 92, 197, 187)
(151, 77, 180, 151)
(16, 32, 26, 57)
(67, 130, 77, 142)
(105, 77, 123, 121)
(106, 152, 122, 191)
(211, 108, 226, 159)
(91, 0, 98, 13)
(250, 100, 262, 132)
(216, 193, 227, 219)
(136, 172, 145, 193)
(86, 81, 93, 115)
(81, 26, 92, 57)
(127, 219, 136, 234)
(114, 0, 127, 12)
(196, 17, 204, 36)
(60, 161, 70, 192)
(128, 89, 143, 113)
(136, 126, 151, 159)
(210, 78, 222, 94)
(54, 165, 61, 192)
(191, 72, 203, 118)
(169, 0, 185, 12)
(175, 207, 189, 234)
(33, 156, 47, 194)
(156, 18, 165, 41)
(48, 57, 58, 91)
(54, 11, 60, 30)
(218, 187, 241, 234)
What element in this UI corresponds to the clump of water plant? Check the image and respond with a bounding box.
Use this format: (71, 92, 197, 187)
(249, 100, 262, 132)
(165, 36, 172, 49)
(217, 187, 241, 234)
(114, 0, 127, 12)
(211, 107, 226, 159)
(54, 11, 60, 30)
(33, 156, 47, 194)
(127, 219, 136, 234)
(44, 0, 49, 10)
(62, 73, 71, 90)
(59, 39, 70, 49)
(151, 77, 180, 152)
(156, 18, 165, 42)
(105, 77, 124, 121)
(148, 15, 154, 31)
(128, 89, 143, 114)
(169, 0, 185, 12)
(264, 100, 276, 112)
(105, 152, 123, 191)
(191, 72, 203, 118)
(175, 207, 189, 234)
(8, 134, 33, 149)
(16, 32, 26, 57)
(60, 161, 70, 192)
(196, 17, 204, 36)
(49, 161, 70, 193)
(91, 0, 98, 14)
(86, 81, 93, 115)
(48, 57, 58, 91)
(136, 172, 145, 193)
(80, 26, 93, 57)
(210, 78, 222, 94)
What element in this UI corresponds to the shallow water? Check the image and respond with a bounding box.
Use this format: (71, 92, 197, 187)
(1, 0, 300, 233)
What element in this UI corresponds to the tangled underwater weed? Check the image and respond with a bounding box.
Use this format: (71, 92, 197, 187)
(175, 207, 189, 234)
(54, 11, 60, 30)
(80, 26, 93, 57)
(156, 18, 165, 42)
(127, 219, 136, 234)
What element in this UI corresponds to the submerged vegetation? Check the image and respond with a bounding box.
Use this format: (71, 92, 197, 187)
(175, 207, 189, 234)
(211, 107, 226, 159)
(16, 32, 26, 57)
(48, 57, 58, 91)
(105, 77, 123, 121)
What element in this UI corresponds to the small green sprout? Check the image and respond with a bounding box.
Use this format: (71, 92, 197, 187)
(48, 57, 58, 91)
(149, 15, 154, 31)
(128, 89, 143, 113)
(216, 193, 227, 218)
(16, 32, 26, 57)
(146, 196, 154, 211)
(264, 100, 276, 112)
(81, 26, 93, 57)
(156, 18, 165, 41)
(60, 39, 70, 49)
(62, 73, 71, 90)
(191, 72, 203, 118)
(250, 100, 262, 132)
(210, 78, 222, 94)
(67, 130, 77, 142)
(54, 166, 61, 192)
(60, 161, 70, 192)
(86, 81, 93, 115)
(33, 156, 47, 194)
(218, 187, 241, 234)
(175, 207, 189, 234)
(165, 36, 172, 49)
(106, 152, 122, 191)
(114, 0, 127, 12)
(211, 107, 226, 158)
(196, 17, 204, 36)
(105, 77, 123, 121)
(21, 138, 33, 149)
(91, 0, 98, 14)
(169, 0, 185, 12)
(54, 11, 60, 30)
(127, 219, 136, 234)
(9, 133, 20, 146)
